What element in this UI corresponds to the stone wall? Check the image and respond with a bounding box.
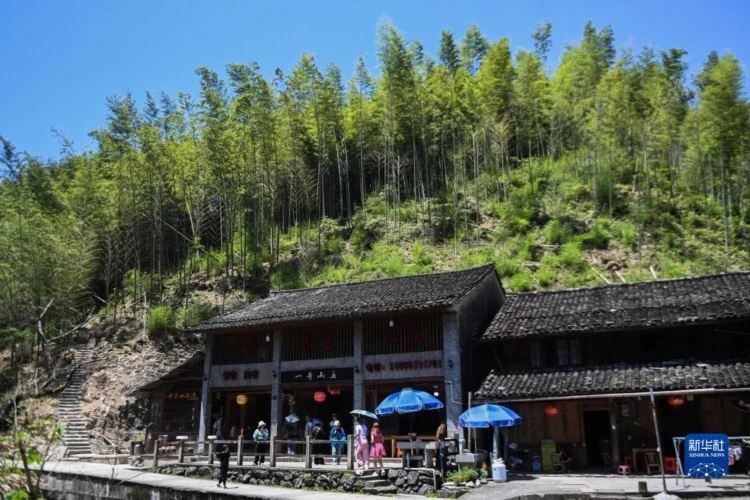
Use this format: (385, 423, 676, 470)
(154, 465, 441, 495)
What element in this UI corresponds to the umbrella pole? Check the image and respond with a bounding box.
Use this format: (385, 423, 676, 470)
(467, 391, 471, 453)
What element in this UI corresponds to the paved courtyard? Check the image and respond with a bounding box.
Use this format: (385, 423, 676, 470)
(463, 473, 750, 499)
(42, 460, 750, 499)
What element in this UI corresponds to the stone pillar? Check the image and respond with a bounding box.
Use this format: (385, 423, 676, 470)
(353, 321, 364, 414)
(270, 330, 282, 440)
(442, 313, 462, 439)
(197, 334, 213, 453)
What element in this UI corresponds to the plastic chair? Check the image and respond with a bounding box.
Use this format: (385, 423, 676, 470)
(664, 456, 677, 474)
(644, 452, 660, 475)
(623, 456, 633, 467)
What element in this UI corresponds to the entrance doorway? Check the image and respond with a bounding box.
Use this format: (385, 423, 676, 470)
(583, 410, 611, 467)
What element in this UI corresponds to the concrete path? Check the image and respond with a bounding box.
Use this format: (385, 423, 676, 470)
(42, 461, 415, 499)
(462, 473, 750, 499)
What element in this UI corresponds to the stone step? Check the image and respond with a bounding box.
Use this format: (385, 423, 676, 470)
(365, 479, 390, 487)
(364, 485, 398, 495)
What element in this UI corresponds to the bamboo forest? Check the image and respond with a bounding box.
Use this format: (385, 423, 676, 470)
(1, 20, 749, 348)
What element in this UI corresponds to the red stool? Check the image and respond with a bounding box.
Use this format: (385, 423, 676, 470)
(617, 464, 631, 475)
(624, 456, 633, 467)
(664, 456, 677, 474)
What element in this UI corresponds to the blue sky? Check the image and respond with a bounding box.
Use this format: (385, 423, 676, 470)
(2, 0, 749, 160)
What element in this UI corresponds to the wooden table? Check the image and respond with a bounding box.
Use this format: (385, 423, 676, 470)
(631, 448, 657, 472)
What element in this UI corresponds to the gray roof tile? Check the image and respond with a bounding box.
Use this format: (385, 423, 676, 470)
(190, 265, 497, 331)
(481, 272, 750, 341)
(475, 359, 750, 401)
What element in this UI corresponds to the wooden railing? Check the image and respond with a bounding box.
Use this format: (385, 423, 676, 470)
(150, 435, 356, 470)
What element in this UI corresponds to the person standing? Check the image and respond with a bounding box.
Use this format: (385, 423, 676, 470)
(354, 417, 370, 469)
(311, 421, 325, 465)
(329, 420, 346, 465)
(370, 422, 386, 474)
(304, 415, 313, 438)
(214, 444, 230, 488)
(328, 413, 338, 432)
(212, 416, 223, 440)
(253, 421, 269, 465)
(284, 422, 297, 455)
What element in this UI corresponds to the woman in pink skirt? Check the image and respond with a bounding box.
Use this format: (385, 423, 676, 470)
(355, 418, 370, 469)
(370, 422, 386, 473)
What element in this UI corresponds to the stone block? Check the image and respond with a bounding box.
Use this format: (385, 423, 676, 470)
(418, 484, 434, 495)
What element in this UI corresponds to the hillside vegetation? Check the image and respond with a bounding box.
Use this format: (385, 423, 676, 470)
(1, 20, 749, 409)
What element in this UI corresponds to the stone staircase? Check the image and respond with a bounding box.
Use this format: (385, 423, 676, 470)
(57, 346, 94, 456)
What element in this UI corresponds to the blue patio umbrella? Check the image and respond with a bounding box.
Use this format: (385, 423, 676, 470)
(375, 388, 444, 439)
(459, 404, 522, 428)
(460, 404, 522, 466)
(375, 388, 444, 415)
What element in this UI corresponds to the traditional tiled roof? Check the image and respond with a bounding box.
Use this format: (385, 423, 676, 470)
(481, 272, 750, 341)
(475, 359, 750, 401)
(190, 265, 497, 332)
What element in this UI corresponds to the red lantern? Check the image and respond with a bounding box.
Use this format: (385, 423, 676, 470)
(667, 395, 685, 408)
(314, 391, 327, 403)
(544, 404, 559, 417)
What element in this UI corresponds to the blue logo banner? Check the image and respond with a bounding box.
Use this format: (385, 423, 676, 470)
(684, 433, 729, 478)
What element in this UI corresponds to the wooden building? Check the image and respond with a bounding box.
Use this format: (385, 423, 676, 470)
(474, 272, 750, 471)
(187, 265, 504, 444)
(130, 352, 204, 450)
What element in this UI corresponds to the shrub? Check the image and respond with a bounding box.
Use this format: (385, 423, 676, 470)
(176, 299, 217, 329)
(446, 467, 479, 485)
(544, 220, 569, 245)
(411, 241, 433, 266)
(558, 241, 585, 270)
(495, 259, 521, 278)
(536, 267, 557, 287)
(582, 224, 610, 250)
(147, 305, 174, 338)
(324, 236, 344, 255)
(610, 220, 636, 247)
(509, 271, 534, 292)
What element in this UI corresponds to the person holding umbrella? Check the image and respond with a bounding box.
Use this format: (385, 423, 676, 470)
(354, 417, 370, 469)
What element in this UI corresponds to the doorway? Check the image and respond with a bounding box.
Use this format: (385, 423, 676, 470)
(583, 410, 611, 467)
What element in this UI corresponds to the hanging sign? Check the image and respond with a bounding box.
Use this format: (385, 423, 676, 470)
(281, 368, 353, 384)
(684, 433, 729, 478)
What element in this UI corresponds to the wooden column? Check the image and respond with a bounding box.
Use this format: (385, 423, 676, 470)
(609, 401, 620, 467)
(270, 330, 282, 440)
(197, 335, 213, 454)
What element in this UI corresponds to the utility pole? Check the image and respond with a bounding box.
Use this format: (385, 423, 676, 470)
(649, 388, 668, 495)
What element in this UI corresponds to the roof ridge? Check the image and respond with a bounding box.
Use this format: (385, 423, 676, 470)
(497, 357, 749, 375)
(503, 271, 750, 297)
(269, 264, 495, 294)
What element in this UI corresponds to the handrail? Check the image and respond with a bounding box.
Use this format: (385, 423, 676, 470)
(153, 435, 356, 470)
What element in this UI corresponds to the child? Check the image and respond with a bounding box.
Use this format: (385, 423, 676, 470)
(370, 422, 386, 474)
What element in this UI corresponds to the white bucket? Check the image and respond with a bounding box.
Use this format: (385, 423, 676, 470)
(492, 460, 507, 482)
